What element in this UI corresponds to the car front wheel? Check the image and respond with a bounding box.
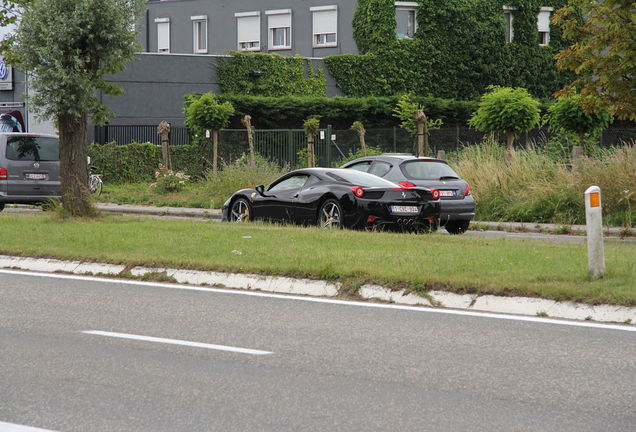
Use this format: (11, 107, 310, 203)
(230, 198, 252, 223)
(445, 220, 470, 234)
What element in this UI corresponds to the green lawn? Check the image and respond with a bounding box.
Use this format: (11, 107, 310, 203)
(1, 213, 635, 306)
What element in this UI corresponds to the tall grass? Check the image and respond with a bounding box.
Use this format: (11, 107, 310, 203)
(449, 140, 636, 226)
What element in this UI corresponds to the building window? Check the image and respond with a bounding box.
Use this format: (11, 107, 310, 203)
(266, 9, 292, 50)
(311, 6, 337, 48)
(191, 15, 208, 54)
(537, 7, 553, 46)
(503, 6, 516, 43)
(154, 17, 170, 53)
(395, 2, 418, 39)
(235, 12, 261, 51)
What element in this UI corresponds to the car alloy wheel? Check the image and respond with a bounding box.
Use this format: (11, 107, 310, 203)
(319, 199, 342, 229)
(230, 198, 251, 223)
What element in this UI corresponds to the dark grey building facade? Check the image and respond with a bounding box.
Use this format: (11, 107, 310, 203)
(141, 0, 359, 58)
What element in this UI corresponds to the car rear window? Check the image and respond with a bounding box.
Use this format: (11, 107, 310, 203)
(6, 136, 59, 161)
(326, 170, 399, 188)
(400, 160, 459, 180)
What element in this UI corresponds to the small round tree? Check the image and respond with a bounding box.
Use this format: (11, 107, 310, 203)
(469, 86, 541, 152)
(184, 93, 234, 173)
(548, 95, 613, 148)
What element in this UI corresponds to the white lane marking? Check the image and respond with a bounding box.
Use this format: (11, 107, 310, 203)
(0, 421, 59, 432)
(82, 330, 273, 356)
(2, 268, 635, 333)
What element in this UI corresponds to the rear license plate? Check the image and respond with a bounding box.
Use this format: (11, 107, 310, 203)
(439, 190, 455, 197)
(390, 205, 419, 214)
(26, 173, 47, 180)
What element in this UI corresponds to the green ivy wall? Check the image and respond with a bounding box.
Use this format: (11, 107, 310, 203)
(326, 0, 570, 100)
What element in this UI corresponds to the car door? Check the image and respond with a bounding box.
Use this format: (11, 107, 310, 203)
(265, 174, 310, 221)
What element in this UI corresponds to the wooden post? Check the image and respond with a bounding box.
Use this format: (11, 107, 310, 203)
(242, 115, 256, 167)
(571, 145, 584, 171)
(436, 150, 446, 160)
(212, 130, 219, 173)
(157, 121, 172, 169)
(307, 133, 315, 168)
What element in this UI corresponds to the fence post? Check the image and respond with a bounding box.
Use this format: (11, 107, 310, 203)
(288, 129, 294, 166)
(326, 124, 332, 167)
(393, 127, 397, 152)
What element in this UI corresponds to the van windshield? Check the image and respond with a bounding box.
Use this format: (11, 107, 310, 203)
(5, 136, 59, 161)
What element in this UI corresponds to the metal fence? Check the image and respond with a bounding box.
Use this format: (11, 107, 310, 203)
(94, 124, 636, 168)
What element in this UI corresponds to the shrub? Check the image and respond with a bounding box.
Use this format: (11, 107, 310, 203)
(151, 166, 191, 194)
(202, 154, 288, 207)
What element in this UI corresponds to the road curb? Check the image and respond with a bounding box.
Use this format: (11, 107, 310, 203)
(1, 254, 634, 327)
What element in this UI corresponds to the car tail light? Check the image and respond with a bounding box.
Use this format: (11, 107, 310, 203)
(465, 183, 471, 196)
(0, 168, 7, 180)
(431, 189, 440, 200)
(351, 186, 365, 198)
(367, 215, 377, 222)
(398, 181, 416, 188)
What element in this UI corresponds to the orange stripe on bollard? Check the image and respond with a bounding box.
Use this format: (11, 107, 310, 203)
(589, 192, 600, 208)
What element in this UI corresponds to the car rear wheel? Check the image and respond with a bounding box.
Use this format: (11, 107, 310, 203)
(445, 220, 470, 234)
(230, 198, 252, 223)
(318, 199, 343, 229)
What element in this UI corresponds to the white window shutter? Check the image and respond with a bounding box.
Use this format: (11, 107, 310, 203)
(313, 10, 337, 35)
(537, 11, 550, 32)
(268, 13, 291, 29)
(239, 16, 260, 43)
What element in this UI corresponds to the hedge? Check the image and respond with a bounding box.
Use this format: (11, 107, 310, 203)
(88, 142, 213, 183)
(216, 94, 480, 129)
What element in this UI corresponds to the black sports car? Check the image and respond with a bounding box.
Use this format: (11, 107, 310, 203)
(222, 168, 441, 231)
(341, 155, 475, 234)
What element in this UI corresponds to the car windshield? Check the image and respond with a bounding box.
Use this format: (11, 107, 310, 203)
(6, 136, 59, 161)
(326, 170, 399, 188)
(400, 160, 459, 180)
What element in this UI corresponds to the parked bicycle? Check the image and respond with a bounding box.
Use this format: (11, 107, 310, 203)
(89, 165, 103, 196)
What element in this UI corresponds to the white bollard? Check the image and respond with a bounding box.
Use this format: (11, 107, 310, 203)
(584, 186, 605, 279)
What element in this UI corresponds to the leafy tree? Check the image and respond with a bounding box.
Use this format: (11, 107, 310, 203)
(553, 0, 636, 121)
(547, 95, 613, 147)
(393, 94, 443, 156)
(5, 0, 144, 216)
(469, 86, 541, 151)
(184, 93, 235, 173)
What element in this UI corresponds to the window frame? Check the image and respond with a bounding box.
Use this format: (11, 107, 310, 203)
(537, 7, 553, 46)
(503, 6, 516, 44)
(235, 11, 261, 52)
(154, 17, 170, 53)
(266, 9, 292, 50)
(191, 15, 208, 54)
(311, 5, 338, 48)
(394, 1, 419, 40)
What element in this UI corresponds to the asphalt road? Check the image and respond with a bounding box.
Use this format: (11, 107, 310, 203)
(1, 272, 635, 432)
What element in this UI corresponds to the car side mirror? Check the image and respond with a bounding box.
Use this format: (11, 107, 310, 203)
(255, 185, 266, 196)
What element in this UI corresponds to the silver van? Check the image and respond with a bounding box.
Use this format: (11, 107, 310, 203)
(0, 133, 61, 211)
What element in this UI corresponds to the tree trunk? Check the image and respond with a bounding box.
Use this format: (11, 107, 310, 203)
(158, 121, 172, 169)
(307, 134, 315, 168)
(506, 131, 515, 151)
(578, 132, 586, 149)
(212, 130, 219, 173)
(58, 113, 94, 217)
(242, 115, 256, 167)
(358, 129, 367, 156)
(415, 110, 427, 157)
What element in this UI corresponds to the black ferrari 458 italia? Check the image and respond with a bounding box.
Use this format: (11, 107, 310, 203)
(222, 168, 441, 231)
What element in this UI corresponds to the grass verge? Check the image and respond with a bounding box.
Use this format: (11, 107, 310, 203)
(1, 213, 635, 306)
